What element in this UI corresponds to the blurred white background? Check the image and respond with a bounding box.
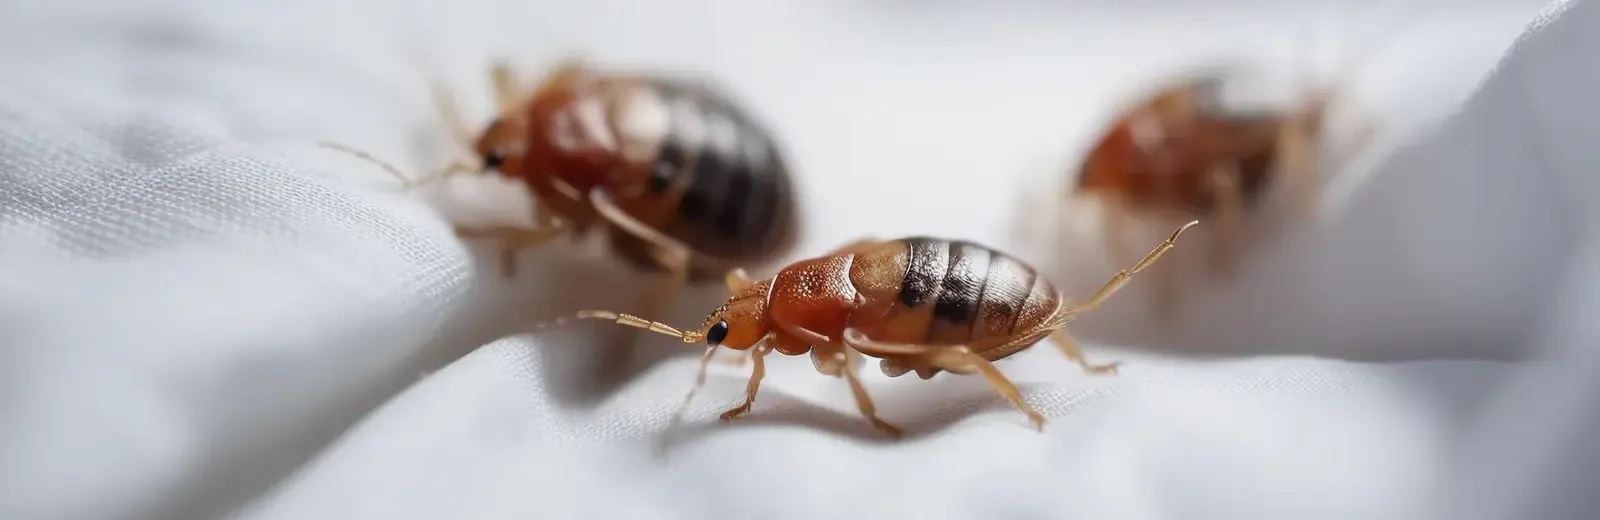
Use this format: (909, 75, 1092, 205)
(0, 1, 1586, 519)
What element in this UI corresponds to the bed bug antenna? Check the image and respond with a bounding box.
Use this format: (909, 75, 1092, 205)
(531, 310, 703, 343)
(316, 141, 476, 191)
(1170, 220, 1200, 244)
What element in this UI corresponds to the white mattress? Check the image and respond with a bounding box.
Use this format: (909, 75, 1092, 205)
(2, 1, 1595, 519)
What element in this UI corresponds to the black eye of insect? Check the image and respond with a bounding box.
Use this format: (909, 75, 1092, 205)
(706, 320, 729, 346)
(647, 161, 673, 192)
(482, 150, 505, 170)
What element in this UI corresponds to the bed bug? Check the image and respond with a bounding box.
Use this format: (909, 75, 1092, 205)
(1067, 70, 1375, 322)
(322, 58, 799, 352)
(1067, 19, 1411, 318)
(536, 220, 1197, 444)
(1070, 71, 1324, 291)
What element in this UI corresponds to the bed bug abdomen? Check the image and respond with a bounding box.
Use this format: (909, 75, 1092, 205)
(647, 82, 794, 256)
(609, 79, 797, 270)
(846, 237, 1056, 351)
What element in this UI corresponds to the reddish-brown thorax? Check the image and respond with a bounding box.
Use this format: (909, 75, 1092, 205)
(1075, 82, 1284, 215)
(477, 65, 642, 226)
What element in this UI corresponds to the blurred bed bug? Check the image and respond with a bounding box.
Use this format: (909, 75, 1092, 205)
(1071, 70, 1331, 281)
(535, 220, 1197, 445)
(323, 58, 800, 352)
(1066, 18, 1411, 318)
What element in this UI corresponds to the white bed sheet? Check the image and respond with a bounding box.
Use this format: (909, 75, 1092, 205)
(0, 1, 1593, 519)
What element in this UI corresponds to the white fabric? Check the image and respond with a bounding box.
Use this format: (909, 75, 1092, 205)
(0, 1, 1589, 519)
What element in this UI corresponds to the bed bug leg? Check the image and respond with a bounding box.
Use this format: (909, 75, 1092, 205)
(718, 344, 772, 421)
(1048, 329, 1121, 376)
(792, 327, 904, 438)
(716, 350, 751, 368)
(724, 268, 753, 292)
(488, 60, 525, 112)
(924, 346, 1045, 431)
(659, 345, 721, 454)
(848, 329, 1046, 431)
(837, 351, 904, 439)
(453, 216, 566, 278)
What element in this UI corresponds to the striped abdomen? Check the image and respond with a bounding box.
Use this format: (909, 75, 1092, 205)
(845, 237, 1062, 353)
(629, 79, 796, 263)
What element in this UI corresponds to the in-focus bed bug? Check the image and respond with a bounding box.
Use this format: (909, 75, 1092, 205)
(323, 58, 800, 352)
(535, 220, 1197, 444)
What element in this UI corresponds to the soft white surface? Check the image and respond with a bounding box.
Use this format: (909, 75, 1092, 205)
(0, 1, 1589, 519)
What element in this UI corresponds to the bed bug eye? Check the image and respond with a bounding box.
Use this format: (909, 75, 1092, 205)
(482, 150, 505, 169)
(706, 320, 729, 346)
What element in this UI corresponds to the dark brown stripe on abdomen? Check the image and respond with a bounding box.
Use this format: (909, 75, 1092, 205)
(972, 252, 1036, 343)
(659, 82, 791, 260)
(928, 241, 993, 343)
(898, 237, 948, 308)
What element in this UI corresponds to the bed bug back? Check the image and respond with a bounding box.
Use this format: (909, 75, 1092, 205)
(471, 62, 799, 282)
(1074, 83, 1290, 215)
(317, 59, 803, 377)
(529, 221, 1197, 448)
(1065, 14, 1418, 319)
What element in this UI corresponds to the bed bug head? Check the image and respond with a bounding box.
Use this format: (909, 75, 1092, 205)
(696, 278, 773, 351)
(471, 59, 595, 178)
(473, 115, 530, 177)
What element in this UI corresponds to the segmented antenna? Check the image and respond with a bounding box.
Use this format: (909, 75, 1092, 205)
(531, 310, 701, 343)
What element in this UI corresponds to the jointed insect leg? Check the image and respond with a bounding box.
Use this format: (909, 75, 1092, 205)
(844, 345, 867, 375)
(585, 189, 710, 359)
(1067, 219, 1198, 315)
(659, 345, 721, 453)
(719, 345, 771, 421)
(489, 60, 524, 113)
(590, 191, 699, 265)
(786, 325, 904, 438)
(724, 268, 753, 292)
(841, 330, 1043, 432)
(1278, 109, 1322, 219)
(1047, 329, 1120, 375)
(925, 346, 1046, 431)
(1281, 1, 1420, 219)
(429, 78, 480, 152)
(716, 350, 751, 368)
(454, 206, 567, 278)
(839, 354, 904, 439)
